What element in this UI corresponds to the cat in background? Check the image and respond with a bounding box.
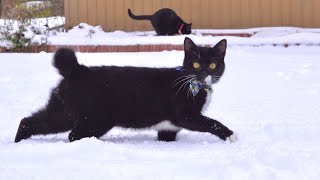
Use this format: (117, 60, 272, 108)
(15, 37, 237, 143)
(128, 8, 192, 36)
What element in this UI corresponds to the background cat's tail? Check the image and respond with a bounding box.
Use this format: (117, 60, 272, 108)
(53, 48, 79, 78)
(128, 9, 152, 20)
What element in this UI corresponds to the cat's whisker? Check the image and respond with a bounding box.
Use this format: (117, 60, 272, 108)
(173, 77, 194, 88)
(172, 75, 195, 85)
(176, 77, 197, 96)
(176, 79, 191, 95)
(186, 79, 196, 100)
(187, 87, 191, 100)
(182, 77, 196, 92)
(176, 77, 196, 95)
(172, 75, 191, 83)
(172, 75, 195, 88)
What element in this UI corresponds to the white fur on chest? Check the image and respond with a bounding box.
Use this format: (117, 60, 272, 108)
(150, 121, 181, 131)
(201, 75, 213, 113)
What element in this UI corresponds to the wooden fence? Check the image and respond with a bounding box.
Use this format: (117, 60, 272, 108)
(65, 0, 320, 31)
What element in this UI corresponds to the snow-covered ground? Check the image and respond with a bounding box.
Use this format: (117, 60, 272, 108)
(2, 17, 320, 47)
(1, 45, 320, 179)
(46, 24, 320, 46)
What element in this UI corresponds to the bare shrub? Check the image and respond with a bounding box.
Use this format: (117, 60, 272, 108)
(0, 0, 65, 51)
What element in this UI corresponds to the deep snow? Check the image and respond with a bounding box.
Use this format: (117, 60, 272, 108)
(0, 46, 320, 179)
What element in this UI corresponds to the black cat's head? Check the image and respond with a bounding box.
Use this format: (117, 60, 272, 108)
(182, 37, 227, 86)
(181, 23, 192, 34)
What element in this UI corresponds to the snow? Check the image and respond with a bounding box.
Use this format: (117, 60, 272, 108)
(2, 19, 320, 47)
(46, 24, 320, 46)
(1, 45, 320, 179)
(23, 1, 51, 9)
(1, 14, 320, 179)
(0, 17, 65, 47)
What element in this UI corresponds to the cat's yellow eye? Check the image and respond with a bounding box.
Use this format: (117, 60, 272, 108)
(193, 62, 200, 69)
(209, 63, 217, 69)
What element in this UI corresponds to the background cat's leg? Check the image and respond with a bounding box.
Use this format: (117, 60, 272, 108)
(68, 114, 113, 142)
(14, 93, 73, 143)
(157, 130, 179, 142)
(174, 115, 235, 141)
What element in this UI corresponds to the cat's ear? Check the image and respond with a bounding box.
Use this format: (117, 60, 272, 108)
(213, 39, 227, 57)
(184, 37, 199, 56)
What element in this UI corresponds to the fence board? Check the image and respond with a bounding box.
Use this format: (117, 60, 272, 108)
(97, 0, 106, 30)
(210, 0, 221, 28)
(292, 0, 302, 27)
(162, 0, 171, 8)
(220, 0, 231, 28)
(231, 0, 241, 28)
(105, 0, 115, 31)
(65, 0, 320, 31)
(314, 0, 320, 27)
(181, 0, 192, 23)
(124, 0, 133, 30)
(271, 0, 282, 26)
(88, 0, 97, 26)
(78, 0, 88, 24)
(132, 0, 144, 30)
(115, 0, 125, 30)
(241, 0, 250, 28)
(143, 0, 152, 15)
(260, 0, 271, 27)
(69, 0, 79, 28)
(64, 0, 70, 28)
(282, 0, 292, 26)
(200, 0, 209, 28)
(152, 0, 162, 12)
(302, 0, 314, 27)
(251, 0, 261, 27)
(191, 0, 200, 28)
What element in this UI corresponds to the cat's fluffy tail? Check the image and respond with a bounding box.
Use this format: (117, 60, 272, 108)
(53, 48, 79, 78)
(128, 9, 152, 20)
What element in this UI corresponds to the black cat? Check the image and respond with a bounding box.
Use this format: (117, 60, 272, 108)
(128, 8, 192, 36)
(14, 37, 237, 143)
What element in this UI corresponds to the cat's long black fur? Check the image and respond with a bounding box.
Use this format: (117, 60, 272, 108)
(14, 37, 236, 143)
(128, 8, 192, 35)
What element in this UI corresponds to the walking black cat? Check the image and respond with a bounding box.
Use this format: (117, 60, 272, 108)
(128, 8, 192, 35)
(14, 37, 237, 143)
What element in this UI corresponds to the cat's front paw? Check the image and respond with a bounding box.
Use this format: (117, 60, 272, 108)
(226, 133, 238, 143)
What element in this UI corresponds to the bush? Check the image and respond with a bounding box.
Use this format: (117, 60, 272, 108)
(11, 0, 53, 21)
(0, 0, 64, 51)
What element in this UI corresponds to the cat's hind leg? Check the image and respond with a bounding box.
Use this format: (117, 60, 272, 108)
(15, 86, 73, 143)
(157, 130, 179, 142)
(14, 111, 72, 143)
(14, 106, 73, 143)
